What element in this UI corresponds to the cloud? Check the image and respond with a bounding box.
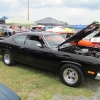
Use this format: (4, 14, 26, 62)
(65, 0, 100, 10)
(28, 0, 100, 10)
(0, 0, 100, 24)
(9, 0, 99, 9)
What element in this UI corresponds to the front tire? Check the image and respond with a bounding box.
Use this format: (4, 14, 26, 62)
(3, 51, 15, 66)
(60, 64, 84, 87)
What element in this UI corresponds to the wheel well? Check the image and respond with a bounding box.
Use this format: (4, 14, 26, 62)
(59, 62, 84, 76)
(1, 50, 9, 55)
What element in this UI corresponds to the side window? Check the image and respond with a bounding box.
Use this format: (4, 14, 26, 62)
(14, 35, 26, 45)
(25, 35, 44, 47)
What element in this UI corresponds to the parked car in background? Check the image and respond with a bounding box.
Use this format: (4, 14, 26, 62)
(0, 83, 20, 100)
(0, 21, 100, 87)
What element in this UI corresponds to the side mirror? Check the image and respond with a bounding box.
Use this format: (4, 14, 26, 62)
(37, 43, 42, 47)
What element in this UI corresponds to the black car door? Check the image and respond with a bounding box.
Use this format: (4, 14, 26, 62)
(22, 35, 54, 69)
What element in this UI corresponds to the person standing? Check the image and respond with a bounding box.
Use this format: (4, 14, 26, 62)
(7, 26, 13, 36)
(4, 26, 8, 37)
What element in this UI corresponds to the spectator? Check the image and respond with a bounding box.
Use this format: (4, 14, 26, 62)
(13, 31, 16, 35)
(4, 27, 8, 37)
(7, 26, 13, 36)
(31, 27, 39, 32)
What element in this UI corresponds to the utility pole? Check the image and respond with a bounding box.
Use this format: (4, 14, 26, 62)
(28, 0, 29, 20)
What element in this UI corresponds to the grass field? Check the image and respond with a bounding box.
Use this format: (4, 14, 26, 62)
(0, 55, 100, 100)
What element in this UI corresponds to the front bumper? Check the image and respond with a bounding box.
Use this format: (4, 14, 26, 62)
(95, 72, 100, 80)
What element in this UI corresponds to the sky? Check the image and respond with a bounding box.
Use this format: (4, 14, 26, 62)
(0, 0, 100, 25)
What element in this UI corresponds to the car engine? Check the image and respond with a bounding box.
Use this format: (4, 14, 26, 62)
(59, 43, 100, 58)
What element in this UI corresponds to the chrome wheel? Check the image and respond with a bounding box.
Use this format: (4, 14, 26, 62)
(60, 64, 84, 87)
(63, 68, 78, 84)
(4, 53, 11, 65)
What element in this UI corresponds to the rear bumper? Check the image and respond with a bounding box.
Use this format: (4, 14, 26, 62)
(95, 72, 100, 80)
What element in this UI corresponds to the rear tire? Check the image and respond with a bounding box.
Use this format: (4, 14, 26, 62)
(3, 51, 15, 66)
(60, 64, 84, 87)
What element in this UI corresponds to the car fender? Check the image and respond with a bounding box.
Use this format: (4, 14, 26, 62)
(59, 61, 83, 72)
(0, 83, 20, 100)
(1, 49, 10, 55)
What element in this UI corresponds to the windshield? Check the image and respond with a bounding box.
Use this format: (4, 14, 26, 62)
(44, 34, 65, 47)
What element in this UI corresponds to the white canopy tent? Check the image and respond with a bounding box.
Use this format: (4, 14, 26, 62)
(5, 16, 37, 26)
(46, 27, 66, 33)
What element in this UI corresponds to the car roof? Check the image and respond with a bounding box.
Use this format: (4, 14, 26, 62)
(3, 31, 60, 42)
(16, 31, 57, 36)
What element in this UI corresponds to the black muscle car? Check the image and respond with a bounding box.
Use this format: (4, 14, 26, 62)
(0, 21, 100, 87)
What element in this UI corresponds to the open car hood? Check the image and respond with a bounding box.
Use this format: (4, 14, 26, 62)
(93, 31, 100, 37)
(58, 21, 100, 47)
